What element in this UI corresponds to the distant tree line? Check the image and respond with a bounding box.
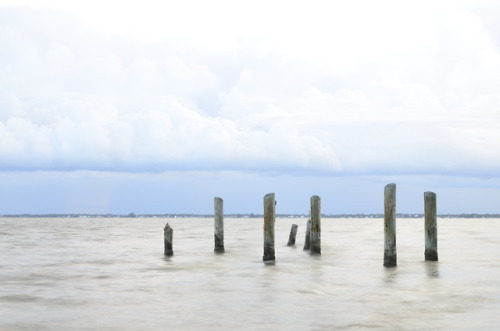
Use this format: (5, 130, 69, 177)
(2, 213, 500, 218)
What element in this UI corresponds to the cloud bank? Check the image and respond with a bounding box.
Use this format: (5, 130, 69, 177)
(1, 2, 500, 177)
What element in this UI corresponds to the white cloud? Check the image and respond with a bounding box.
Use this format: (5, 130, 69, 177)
(0, 2, 500, 178)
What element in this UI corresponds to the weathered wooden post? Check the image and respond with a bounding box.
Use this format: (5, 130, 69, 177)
(303, 218, 311, 250)
(214, 197, 225, 253)
(424, 191, 438, 261)
(164, 223, 173, 256)
(263, 193, 276, 262)
(287, 224, 298, 246)
(384, 183, 397, 267)
(310, 195, 321, 255)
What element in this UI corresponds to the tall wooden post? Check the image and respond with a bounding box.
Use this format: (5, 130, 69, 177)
(164, 223, 173, 256)
(384, 184, 397, 267)
(214, 197, 225, 253)
(263, 193, 276, 262)
(424, 191, 438, 261)
(310, 195, 321, 255)
(287, 224, 298, 246)
(303, 218, 311, 250)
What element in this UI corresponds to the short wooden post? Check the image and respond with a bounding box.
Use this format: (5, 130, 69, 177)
(303, 218, 311, 250)
(310, 195, 321, 255)
(164, 223, 173, 256)
(287, 224, 298, 246)
(384, 183, 397, 267)
(424, 191, 438, 261)
(214, 197, 225, 253)
(263, 193, 276, 262)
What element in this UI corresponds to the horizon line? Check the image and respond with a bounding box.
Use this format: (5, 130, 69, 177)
(2, 213, 499, 219)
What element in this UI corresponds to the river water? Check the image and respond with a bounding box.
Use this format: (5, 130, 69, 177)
(1, 217, 500, 330)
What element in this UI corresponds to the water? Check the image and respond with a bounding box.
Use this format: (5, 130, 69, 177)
(2, 217, 500, 330)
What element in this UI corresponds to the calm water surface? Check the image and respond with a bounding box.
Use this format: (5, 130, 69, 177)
(2, 217, 500, 330)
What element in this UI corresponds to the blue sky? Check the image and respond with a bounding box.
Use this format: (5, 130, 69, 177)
(1, 0, 500, 214)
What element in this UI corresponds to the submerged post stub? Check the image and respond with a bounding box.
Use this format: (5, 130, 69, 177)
(384, 183, 397, 267)
(164, 223, 173, 257)
(263, 193, 276, 262)
(287, 224, 298, 246)
(424, 191, 438, 261)
(214, 197, 225, 253)
(310, 195, 321, 255)
(303, 218, 311, 250)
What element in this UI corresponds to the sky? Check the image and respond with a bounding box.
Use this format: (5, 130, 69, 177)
(1, 0, 500, 215)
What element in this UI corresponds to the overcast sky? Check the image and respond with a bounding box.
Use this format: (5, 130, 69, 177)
(1, 0, 500, 215)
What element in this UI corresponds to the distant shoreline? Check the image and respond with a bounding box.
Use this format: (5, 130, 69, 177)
(1, 213, 499, 219)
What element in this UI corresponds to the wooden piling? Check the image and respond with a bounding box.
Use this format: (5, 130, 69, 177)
(383, 183, 397, 267)
(424, 191, 438, 261)
(303, 218, 311, 250)
(214, 197, 225, 253)
(310, 195, 321, 255)
(287, 224, 298, 246)
(263, 193, 276, 262)
(164, 223, 173, 256)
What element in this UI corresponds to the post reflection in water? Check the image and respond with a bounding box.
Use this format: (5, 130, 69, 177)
(383, 267, 398, 285)
(425, 261, 440, 279)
